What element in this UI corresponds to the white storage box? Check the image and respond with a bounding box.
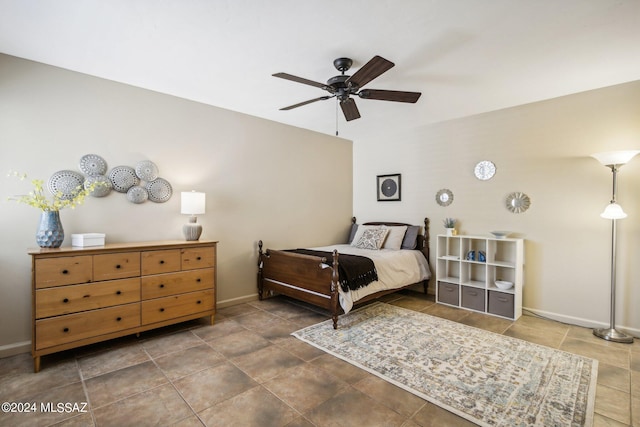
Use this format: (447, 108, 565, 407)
(71, 233, 106, 247)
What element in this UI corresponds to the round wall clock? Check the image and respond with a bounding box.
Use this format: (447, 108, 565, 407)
(474, 160, 496, 180)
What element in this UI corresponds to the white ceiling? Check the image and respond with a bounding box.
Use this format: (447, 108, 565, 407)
(1, 0, 639, 140)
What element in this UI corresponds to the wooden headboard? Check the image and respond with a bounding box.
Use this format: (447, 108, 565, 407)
(353, 217, 430, 261)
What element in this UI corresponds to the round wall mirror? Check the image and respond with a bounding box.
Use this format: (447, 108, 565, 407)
(506, 192, 531, 213)
(436, 189, 454, 207)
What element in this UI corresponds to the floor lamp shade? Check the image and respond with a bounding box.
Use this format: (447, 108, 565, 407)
(181, 191, 205, 241)
(590, 150, 638, 343)
(591, 150, 640, 166)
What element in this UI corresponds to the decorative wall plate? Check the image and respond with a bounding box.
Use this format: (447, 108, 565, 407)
(84, 175, 112, 197)
(436, 189, 454, 206)
(135, 160, 159, 181)
(474, 160, 496, 180)
(108, 166, 140, 193)
(79, 154, 108, 176)
(47, 170, 85, 200)
(126, 186, 149, 204)
(146, 178, 172, 203)
(506, 192, 531, 213)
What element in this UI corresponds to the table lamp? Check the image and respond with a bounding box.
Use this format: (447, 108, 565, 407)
(181, 191, 205, 241)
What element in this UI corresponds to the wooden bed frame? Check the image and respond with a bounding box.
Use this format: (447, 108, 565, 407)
(257, 217, 430, 329)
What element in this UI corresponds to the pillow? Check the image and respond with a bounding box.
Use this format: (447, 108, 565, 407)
(350, 225, 380, 247)
(348, 223, 358, 244)
(381, 225, 408, 250)
(354, 228, 390, 250)
(401, 225, 420, 249)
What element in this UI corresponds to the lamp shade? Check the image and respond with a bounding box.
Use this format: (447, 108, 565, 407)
(591, 150, 640, 166)
(181, 191, 205, 215)
(600, 202, 627, 219)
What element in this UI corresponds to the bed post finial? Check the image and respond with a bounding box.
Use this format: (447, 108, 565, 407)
(351, 216, 356, 224)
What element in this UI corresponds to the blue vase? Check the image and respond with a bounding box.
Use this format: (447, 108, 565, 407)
(36, 210, 64, 248)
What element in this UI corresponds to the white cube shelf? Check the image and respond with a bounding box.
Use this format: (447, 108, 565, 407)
(436, 234, 524, 320)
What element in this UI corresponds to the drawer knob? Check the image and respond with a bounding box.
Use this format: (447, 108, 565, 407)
(196, 278, 201, 283)
(116, 290, 122, 295)
(116, 317, 122, 321)
(159, 260, 165, 264)
(197, 300, 202, 304)
(159, 284, 165, 288)
(63, 298, 69, 303)
(196, 256, 202, 261)
(160, 308, 165, 312)
(62, 269, 69, 275)
(115, 264, 121, 269)
(63, 327, 69, 333)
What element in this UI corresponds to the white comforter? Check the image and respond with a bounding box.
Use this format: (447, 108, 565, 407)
(310, 244, 431, 313)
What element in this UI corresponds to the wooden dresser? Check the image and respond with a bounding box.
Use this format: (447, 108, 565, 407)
(29, 240, 217, 372)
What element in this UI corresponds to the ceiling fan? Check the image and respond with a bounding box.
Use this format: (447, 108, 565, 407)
(273, 56, 421, 122)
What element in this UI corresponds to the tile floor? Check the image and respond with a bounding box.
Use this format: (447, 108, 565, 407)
(0, 290, 638, 426)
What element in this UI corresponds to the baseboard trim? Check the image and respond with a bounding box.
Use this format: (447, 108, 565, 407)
(0, 341, 30, 359)
(523, 306, 639, 338)
(217, 293, 259, 308)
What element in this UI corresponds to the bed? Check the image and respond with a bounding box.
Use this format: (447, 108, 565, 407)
(257, 217, 431, 328)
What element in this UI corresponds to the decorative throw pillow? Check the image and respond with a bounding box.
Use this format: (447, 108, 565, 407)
(401, 225, 420, 249)
(354, 228, 390, 250)
(350, 225, 380, 246)
(381, 225, 408, 250)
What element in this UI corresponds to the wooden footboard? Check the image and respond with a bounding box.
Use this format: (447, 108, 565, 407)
(258, 242, 341, 328)
(257, 217, 430, 329)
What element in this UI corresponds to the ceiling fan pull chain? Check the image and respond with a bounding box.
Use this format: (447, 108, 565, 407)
(335, 98, 339, 136)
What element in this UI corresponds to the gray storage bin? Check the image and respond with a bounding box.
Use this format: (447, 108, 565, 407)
(461, 286, 485, 312)
(437, 282, 459, 306)
(488, 290, 514, 318)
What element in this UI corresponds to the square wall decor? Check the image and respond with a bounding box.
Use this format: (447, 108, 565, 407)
(377, 174, 401, 201)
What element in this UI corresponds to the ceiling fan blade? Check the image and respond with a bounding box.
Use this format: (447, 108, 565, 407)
(346, 56, 394, 89)
(280, 96, 332, 111)
(272, 72, 330, 90)
(358, 89, 421, 103)
(340, 98, 361, 121)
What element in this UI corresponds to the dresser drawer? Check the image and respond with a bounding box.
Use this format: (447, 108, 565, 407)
(141, 290, 214, 325)
(141, 249, 181, 275)
(35, 256, 93, 289)
(94, 252, 140, 281)
(141, 268, 214, 300)
(36, 278, 141, 319)
(181, 247, 215, 270)
(35, 303, 140, 350)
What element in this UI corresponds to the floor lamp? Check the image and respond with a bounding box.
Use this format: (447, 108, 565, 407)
(591, 150, 639, 343)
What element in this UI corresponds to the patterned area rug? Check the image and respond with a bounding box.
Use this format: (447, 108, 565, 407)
(293, 303, 598, 427)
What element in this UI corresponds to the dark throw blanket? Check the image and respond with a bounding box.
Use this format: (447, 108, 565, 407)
(285, 249, 378, 292)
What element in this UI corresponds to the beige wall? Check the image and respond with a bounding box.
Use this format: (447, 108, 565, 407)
(0, 54, 353, 356)
(354, 80, 640, 334)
